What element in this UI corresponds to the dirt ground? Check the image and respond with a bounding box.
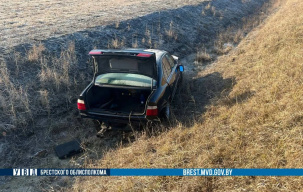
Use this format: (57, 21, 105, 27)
(0, 0, 269, 191)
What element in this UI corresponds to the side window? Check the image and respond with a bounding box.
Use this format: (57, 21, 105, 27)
(165, 54, 175, 68)
(162, 56, 171, 80)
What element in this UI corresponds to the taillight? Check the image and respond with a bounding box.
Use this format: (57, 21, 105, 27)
(89, 50, 103, 55)
(137, 53, 152, 57)
(77, 99, 86, 111)
(146, 106, 158, 116)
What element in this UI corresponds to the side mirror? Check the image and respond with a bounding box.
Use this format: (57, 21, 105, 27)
(178, 65, 184, 72)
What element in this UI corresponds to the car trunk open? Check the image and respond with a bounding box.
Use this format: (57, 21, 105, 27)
(84, 52, 157, 115)
(86, 85, 152, 115)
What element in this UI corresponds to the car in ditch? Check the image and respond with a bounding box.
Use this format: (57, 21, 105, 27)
(77, 48, 184, 129)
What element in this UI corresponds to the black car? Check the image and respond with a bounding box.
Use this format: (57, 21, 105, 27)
(77, 48, 184, 128)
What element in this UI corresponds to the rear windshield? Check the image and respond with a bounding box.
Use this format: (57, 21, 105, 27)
(95, 73, 156, 88)
(94, 56, 156, 79)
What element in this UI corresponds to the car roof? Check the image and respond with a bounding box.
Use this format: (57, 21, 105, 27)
(143, 49, 167, 61)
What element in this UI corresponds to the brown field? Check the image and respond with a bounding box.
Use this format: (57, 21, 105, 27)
(2, 0, 303, 191)
(0, 0, 203, 49)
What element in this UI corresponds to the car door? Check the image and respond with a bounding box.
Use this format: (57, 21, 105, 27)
(162, 54, 176, 102)
(165, 53, 179, 99)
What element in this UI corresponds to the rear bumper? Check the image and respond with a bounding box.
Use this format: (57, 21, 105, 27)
(80, 111, 159, 125)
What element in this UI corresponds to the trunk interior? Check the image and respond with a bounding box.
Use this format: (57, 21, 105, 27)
(86, 85, 152, 115)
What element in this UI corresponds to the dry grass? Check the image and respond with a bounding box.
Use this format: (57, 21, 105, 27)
(165, 21, 178, 41)
(71, 0, 303, 191)
(0, 0, 295, 190)
(0, 0, 266, 171)
(27, 43, 46, 62)
(0, 40, 85, 134)
(196, 48, 212, 63)
(0, 61, 34, 129)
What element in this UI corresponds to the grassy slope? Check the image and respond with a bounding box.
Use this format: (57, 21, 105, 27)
(0, 0, 272, 190)
(71, 0, 303, 191)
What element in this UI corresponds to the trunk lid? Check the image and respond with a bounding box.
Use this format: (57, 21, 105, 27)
(89, 49, 157, 80)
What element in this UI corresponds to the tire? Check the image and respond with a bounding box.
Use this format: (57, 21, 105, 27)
(164, 103, 171, 120)
(160, 103, 173, 125)
(178, 73, 183, 86)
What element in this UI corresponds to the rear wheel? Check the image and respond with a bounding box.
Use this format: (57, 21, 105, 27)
(178, 73, 183, 86)
(160, 103, 173, 126)
(164, 103, 171, 120)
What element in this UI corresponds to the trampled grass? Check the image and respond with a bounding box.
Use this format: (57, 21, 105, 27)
(70, 0, 303, 191)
